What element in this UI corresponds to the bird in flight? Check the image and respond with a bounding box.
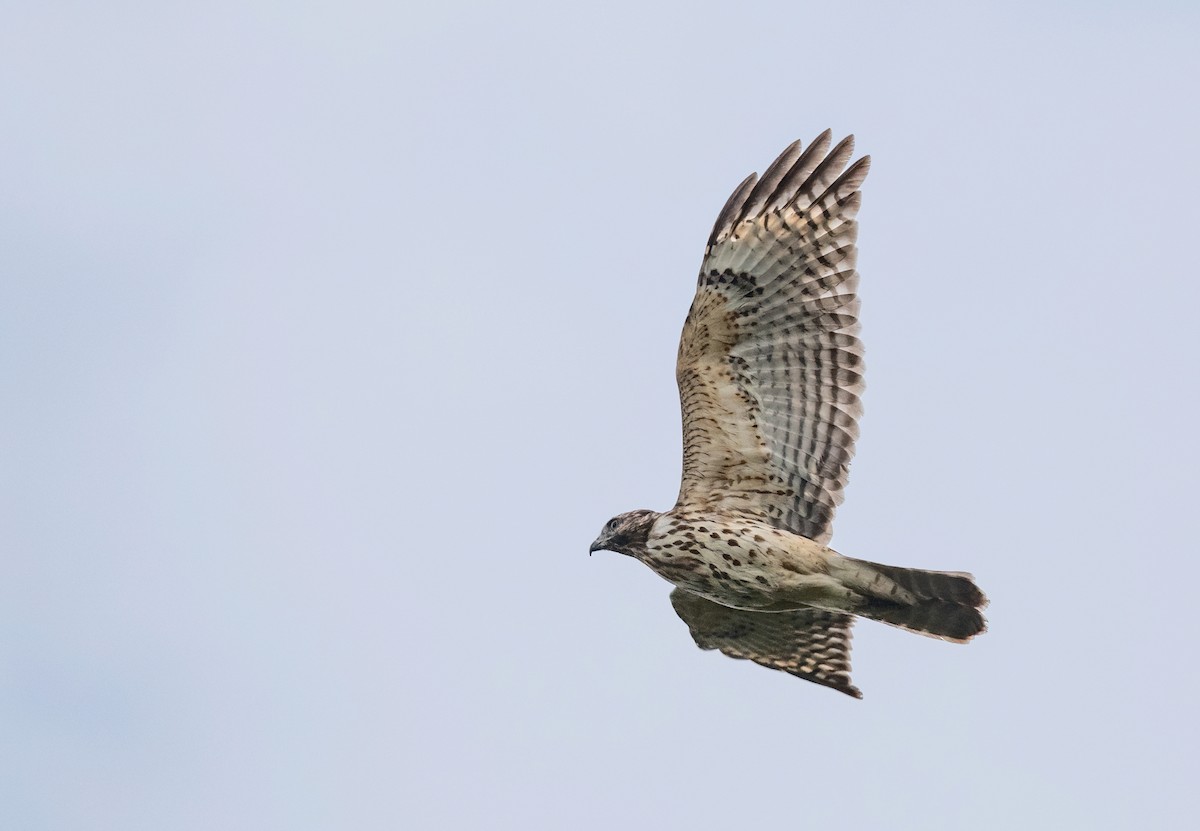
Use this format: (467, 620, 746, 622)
(590, 132, 986, 698)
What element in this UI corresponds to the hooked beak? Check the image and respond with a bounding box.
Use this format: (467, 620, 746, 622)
(588, 537, 606, 556)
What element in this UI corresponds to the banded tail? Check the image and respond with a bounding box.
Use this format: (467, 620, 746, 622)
(849, 558, 988, 642)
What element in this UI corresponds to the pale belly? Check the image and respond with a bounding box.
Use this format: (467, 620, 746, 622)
(644, 513, 861, 611)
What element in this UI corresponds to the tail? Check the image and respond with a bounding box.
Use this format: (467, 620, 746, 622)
(847, 558, 988, 642)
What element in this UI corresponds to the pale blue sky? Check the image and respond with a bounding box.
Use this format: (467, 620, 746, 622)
(3, 1, 1199, 828)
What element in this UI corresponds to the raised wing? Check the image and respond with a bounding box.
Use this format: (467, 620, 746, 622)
(670, 588, 861, 698)
(675, 132, 868, 543)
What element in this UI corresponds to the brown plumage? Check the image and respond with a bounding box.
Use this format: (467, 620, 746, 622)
(590, 132, 987, 698)
(670, 588, 861, 698)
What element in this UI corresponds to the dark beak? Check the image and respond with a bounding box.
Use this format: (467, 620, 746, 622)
(588, 538, 604, 556)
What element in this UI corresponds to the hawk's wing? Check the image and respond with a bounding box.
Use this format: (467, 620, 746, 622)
(669, 588, 861, 698)
(675, 132, 868, 544)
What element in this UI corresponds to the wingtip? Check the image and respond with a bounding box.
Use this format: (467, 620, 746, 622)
(780, 137, 804, 156)
(707, 171, 758, 247)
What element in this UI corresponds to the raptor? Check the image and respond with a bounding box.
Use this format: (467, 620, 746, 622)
(591, 132, 987, 698)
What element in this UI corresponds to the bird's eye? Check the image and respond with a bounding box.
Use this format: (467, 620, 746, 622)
(607, 518, 619, 531)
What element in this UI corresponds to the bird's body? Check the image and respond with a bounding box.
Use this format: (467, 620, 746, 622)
(590, 132, 987, 697)
(645, 510, 851, 612)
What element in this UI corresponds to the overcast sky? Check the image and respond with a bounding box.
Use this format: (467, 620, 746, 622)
(4, 1, 1199, 828)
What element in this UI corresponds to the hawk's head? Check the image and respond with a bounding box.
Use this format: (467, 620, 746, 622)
(589, 509, 659, 557)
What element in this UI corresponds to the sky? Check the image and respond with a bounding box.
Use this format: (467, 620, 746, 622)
(3, 1, 1199, 828)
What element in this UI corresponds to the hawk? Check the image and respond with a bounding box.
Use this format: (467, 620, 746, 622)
(590, 132, 987, 698)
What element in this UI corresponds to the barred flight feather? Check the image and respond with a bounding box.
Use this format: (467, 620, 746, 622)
(677, 134, 869, 544)
(670, 588, 861, 698)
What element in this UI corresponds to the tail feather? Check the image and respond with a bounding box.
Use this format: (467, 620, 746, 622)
(862, 598, 986, 642)
(863, 560, 987, 608)
(847, 558, 988, 642)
